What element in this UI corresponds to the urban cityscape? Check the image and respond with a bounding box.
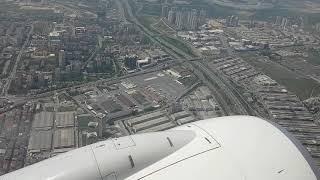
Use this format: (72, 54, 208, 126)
(0, 0, 320, 177)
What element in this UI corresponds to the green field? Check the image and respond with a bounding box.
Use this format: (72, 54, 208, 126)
(139, 15, 174, 34)
(0, 2, 63, 22)
(138, 15, 195, 57)
(306, 49, 320, 66)
(140, 3, 162, 16)
(138, 15, 160, 31)
(161, 36, 196, 58)
(241, 53, 320, 100)
(153, 20, 175, 34)
(78, 115, 95, 128)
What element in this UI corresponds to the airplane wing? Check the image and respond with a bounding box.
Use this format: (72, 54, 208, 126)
(0, 116, 318, 180)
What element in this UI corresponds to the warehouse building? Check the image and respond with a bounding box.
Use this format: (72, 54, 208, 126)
(170, 111, 191, 120)
(132, 117, 170, 133)
(124, 110, 178, 134)
(53, 128, 75, 149)
(28, 131, 52, 152)
(170, 111, 195, 125)
(177, 116, 195, 125)
(32, 112, 54, 130)
(125, 111, 164, 127)
(137, 122, 176, 134)
(55, 112, 75, 128)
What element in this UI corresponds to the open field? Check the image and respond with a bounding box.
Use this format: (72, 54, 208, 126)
(138, 15, 195, 57)
(138, 15, 160, 31)
(241, 53, 320, 100)
(140, 3, 162, 16)
(161, 36, 196, 57)
(276, 0, 320, 13)
(152, 19, 176, 34)
(306, 49, 320, 66)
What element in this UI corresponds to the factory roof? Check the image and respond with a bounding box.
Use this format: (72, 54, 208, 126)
(28, 131, 52, 151)
(55, 112, 75, 128)
(53, 128, 75, 149)
(126, 111, 165, 126)
(32, 112, 54, 129)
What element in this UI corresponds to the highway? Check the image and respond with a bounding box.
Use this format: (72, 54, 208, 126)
(119, 0, 195, 59)
(118, 0, 255, 116)
(2, 24, 34, 97)
(115, 0, 128, 24)
(81, 46, 99, 69)
(191, 61, 248, 115)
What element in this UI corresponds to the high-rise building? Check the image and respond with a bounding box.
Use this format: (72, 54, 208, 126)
(26, 74, 33, 88)
(55, 68, 61, 81)
(187, 11, 192, 29)
(71, 61, 81, 74)
(175, 11, 184, 30)
(162, 5, 169, 18)
(226, 15, 239, 27)
(275, 16, 281, 26)
(316, 23, 320, 32)
(281, 18, 288, 30)
(167, 8, 203, 30)
(167, 8, 176, 24)
(234, 16, 239, 27)
(58, 50, 65, 68)
(124, 55, 138, 70)
(37, 73, 45, 88)
(199, 9, 207, 25)
(188, 9, 198, 30)
(298, 16, 304, 29)
(227, 16, 233, 26)
(182, 8, 189, 29)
